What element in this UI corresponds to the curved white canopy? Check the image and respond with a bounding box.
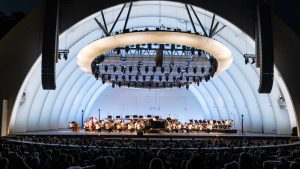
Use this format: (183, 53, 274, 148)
(8, 1, 296, 135)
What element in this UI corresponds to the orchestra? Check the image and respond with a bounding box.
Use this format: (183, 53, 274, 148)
(73, 115, 234, 133)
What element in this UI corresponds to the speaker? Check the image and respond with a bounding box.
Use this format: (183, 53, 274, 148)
(256, 1, 274, 93)
(292, 127, 298, 136)
(41, 0, 60, 90)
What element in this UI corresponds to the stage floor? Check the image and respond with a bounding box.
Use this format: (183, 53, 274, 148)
(10, 129, 294, 139)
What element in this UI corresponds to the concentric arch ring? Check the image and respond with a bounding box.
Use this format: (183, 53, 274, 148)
(76, 31, 233, 75)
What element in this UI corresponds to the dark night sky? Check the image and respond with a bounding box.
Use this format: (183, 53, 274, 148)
(0, 0, 40, 14)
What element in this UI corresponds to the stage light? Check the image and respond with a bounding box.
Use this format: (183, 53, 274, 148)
(150, 75, 154, 81)
(63, 53, 68, 60)
(143, 75, 146, 81)
(201, 67, 205, 74)
(135, 75, 139, 81)
(199, 76, 203, 82)
(251, 58, 256, 64)
(178, 83, 182, 88)
(197, 81, 200, 86)
(128, 75, 132, 81)
(121, 65, 126, 73)
(170, 83, 173, 88)
(113, 66, 117, 72)
(152, 66, 156, 73)
(122, 75, 126, 81)
(115, 75, 118, 81)
(161, 67, 165, 73)
(173, 76, 176, 82)
(191, 48, 195, 55)
(156, 82, 159, 88)
(186, 76, 189, 82)
(127, 83, 130, 88)
(108, 75, 111, 81)
(118, 81, 121, 87)
(209, 67, 212, 73)
(134, 82, 137, 87)
(205, 75, 210, 82)
(185, 67, 189, 73)
(112, 81, 115, 88)
(129, 66, 133, 73)
(193, 67, 197, 74)
(245, 58, 249, 64)
(169, 66, 173, 73)
(125, 46, 129, 53)
(102, 79, 105, 84)
(145, 66, 149, 73)
(177, 67, 181, 73)
(186, 83, 189, 90)
(116, 48, 121, 55)
(179, 75, 183, 81)
(137, 65, 141, 72)
(171, 44, 175, 51)
(165, 75, 169, 81)
(192, 76, 196, 82)
(159, 75, 162, 81)
(104, 65, 108, 72)
(94, 71, 99, 80)
(101, 74, 105, 79)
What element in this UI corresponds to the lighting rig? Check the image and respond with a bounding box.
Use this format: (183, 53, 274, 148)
(57, 49, 69, 61)
(91, 43, 218, 89)
(243, 54, 256, 64)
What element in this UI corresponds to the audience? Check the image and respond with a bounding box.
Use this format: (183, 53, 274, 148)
(0, 136, 299, 169)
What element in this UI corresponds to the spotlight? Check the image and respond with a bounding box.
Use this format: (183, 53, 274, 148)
(251, 58, 256, 64)
(104, 65, 108, 72)
(129, 66, 133, 73)
(165, 75, 169, 81)
(122, 75, 126, 81)
(101, 74, 105, 79)
(143, 75, 146, 81)
(127, 83, 130, 88)
(245, 58, 249, 64)
(179, 75, 183, 81)
(197, 81, 200, 86)
(161, 67, 165, 73)
(152, 66, 156, 73)
(186, 76, 189, 82)
(169, 66, 173, 73)
(102, 79, 105, 84)
(192, 76, 196, 82)
(177, 67, 181, 73)
(178, 83, 182, 88)
(134, 82, 138, 87)
(137, 65, 141, 72)
(125, 46, 129, 53)
(199, 76, 203, 82)
(121, 65, 126, 73)
(118, 81, 121, 87)
(135, 75, 139, 81)
(107, 75, 111, 81)
(204, 75, 210, 82)
(201, 67, 205, 74)
(191, 48, 195, 55)
(129, 75, 132, 81)
(145, 66, 149, 73)
(209, 67, 212, 73)
(185, 67, 189, 73)
(150, 75, 154, 81)
(113, 66, 117, 72)
(63, 53, 68, 60)
(163, 82, 166, 88)
(156, 83, 159, 88)
(170, 83, 173, 88)
(116, 48, 121, 55)
(173, 76, 176, 82)
(159, 75, 162, 81)
(193, 67, 197, 74)
(112, 81, 115, 88)
(115, 75, 118, 81)
(186, 83, 189, 90)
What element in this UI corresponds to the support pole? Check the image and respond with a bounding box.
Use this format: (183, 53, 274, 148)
(109, 3, 127, 34)
(123, 2, 133, 32)
(185, 4, 197, 34)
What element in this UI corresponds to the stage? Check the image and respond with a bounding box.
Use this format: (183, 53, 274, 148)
(9, 129, 295, 140)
